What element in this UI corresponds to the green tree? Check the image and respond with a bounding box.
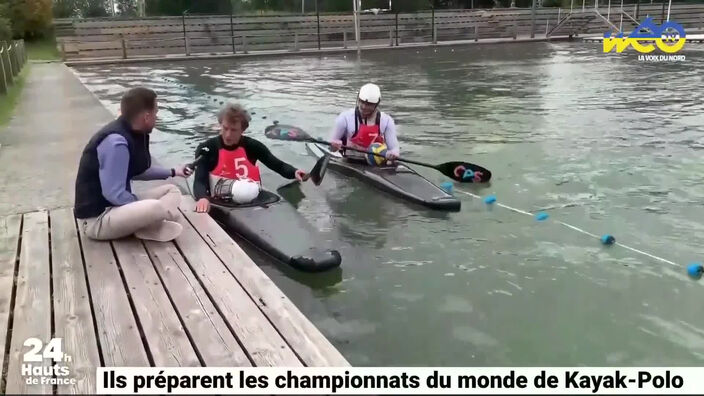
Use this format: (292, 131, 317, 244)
(83, 0, 109, 17)
(0, 2, 12, 41)
(22, 0, 53, 38)
(0, 0, 53, 38)
(394, 0, 431, 11)
(53, 0, 80, 17)
(145, 0, 230, 16)
(117, 0, 137, 16)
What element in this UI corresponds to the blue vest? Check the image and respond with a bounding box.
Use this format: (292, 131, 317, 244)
(74, 117, 151, 219)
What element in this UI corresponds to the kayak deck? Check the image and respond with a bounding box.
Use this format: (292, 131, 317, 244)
(206, 189, 341, 272)
(306, 143, 461, 211)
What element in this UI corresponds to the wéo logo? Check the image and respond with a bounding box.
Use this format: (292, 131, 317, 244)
(603, 17, 687, 61)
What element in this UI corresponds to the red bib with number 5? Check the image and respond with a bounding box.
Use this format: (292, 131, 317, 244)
(212, 147, 261, 182)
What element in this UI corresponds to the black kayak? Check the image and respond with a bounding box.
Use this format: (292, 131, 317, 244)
(306, 143, 461, 212)
(204, 188, 341, 272)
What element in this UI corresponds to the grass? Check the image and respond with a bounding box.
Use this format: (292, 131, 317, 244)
(0, 35, 55, 130)
(0, 65, 30, 128)
(26, 35, 60, 61)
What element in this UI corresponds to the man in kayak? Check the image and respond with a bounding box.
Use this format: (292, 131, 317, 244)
(193, 102, 309, 213)
(74, 87, 193, 242)
(329, 83, 400, 163)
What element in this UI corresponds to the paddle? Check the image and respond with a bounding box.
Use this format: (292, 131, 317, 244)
(308, 153, 330, 185)
(276, 180, 307, 208)
(264, 123, 492, 183)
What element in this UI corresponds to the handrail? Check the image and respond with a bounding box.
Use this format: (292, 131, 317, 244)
(0, 39, 25, 96)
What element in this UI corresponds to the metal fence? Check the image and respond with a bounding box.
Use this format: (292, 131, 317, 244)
(54, 1, 704, 60)
(0, 40, 27, 95)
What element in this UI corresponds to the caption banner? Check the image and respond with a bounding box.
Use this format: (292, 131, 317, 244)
(96, 367, 704, 394)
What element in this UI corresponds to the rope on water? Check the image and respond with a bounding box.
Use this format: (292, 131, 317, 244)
(452, 188, 697, 274)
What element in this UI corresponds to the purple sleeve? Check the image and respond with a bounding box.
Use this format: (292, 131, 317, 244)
(383, 115, 400, 156)
(97, 134, 138, 206)
(330, 112, 348, 141)
(133, 165, 171, 180)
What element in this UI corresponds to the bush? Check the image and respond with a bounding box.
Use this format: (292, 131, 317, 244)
(53, 0, 79, 18)
(21, 0, 54, 39)
(0, 3, 11, 41)
(83, 0, 110, 17)
(0, 0, 53, 39)
(541, 0, 574, 7)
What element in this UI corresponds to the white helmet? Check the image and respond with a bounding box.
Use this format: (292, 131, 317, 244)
(230, 178, 260, 204)
(358, 83, 381, 104)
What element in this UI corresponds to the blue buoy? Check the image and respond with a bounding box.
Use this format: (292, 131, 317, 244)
(484, 195, 497, 204)
(440, 181, 454, 194)
(535, 212, 549, 221)
(687, 262, 703, 280)
(601, 234, 616, 245)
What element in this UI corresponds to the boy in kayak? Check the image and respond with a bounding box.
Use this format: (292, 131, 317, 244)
(193, 102, 309, 213)
(329, 83, 400, 163)
(74, 87, 194, 242)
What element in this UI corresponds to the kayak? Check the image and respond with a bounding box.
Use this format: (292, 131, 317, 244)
(194, 185, 341, 272)
(306, 143, 461, 211)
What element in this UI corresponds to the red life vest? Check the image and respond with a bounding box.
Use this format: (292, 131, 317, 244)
(349, 109, 384, 148)
(211, 147, 261, 182)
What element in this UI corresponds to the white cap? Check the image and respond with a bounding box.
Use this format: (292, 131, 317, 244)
(230, 179, 260, 204)
(358, 83, 381, 104)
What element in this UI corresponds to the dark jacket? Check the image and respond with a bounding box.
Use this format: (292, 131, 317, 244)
(74, 116, 151, 219)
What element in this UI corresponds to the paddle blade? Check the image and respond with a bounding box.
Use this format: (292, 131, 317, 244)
(277, 180, 306, 208)
(264, 124, 312, 141)
(436, 161, 492, 183)
(309, 154, 330, 186)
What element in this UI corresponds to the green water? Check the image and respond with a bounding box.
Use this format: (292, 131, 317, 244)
(74, 41, 704, 366)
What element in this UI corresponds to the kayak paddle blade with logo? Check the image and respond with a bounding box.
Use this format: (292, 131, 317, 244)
(435, 161, 492, 183)
(264, 124, 313, 142)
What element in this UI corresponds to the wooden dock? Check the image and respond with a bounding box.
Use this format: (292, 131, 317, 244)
(0, 195, 349, 394)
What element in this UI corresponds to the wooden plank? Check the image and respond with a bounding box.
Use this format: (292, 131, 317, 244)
(77, 220, 149, 366)
(77, 41, 122, 51)
(144, 240, 251, 367)
(6, 212, 51, 394)
(111, 238, 200, 367)
(0, 214, 21, 390)
(77, 49, 125, 58)
(179, 196, 349, 367)
(171, 209, 301, 367)
(51, 208, 101, 394)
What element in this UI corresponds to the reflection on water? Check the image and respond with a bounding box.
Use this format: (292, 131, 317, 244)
(74, 41, 704, 366)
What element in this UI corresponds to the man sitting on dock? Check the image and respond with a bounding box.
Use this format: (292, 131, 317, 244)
(192, 102, 309, 213)
(74, 87, 193, 242)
